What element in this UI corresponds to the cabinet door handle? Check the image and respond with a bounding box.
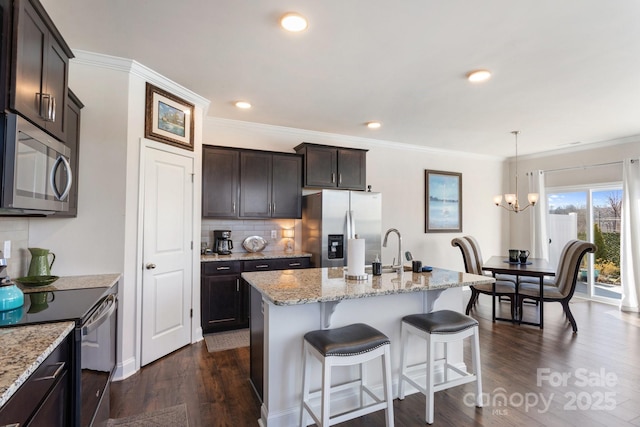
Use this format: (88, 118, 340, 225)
(272, 202, 276, 213)
(288, 262, 301, 267)
(232, 202, 236, 213)
(40, 93, 50, 120)
(255, 264, 269, 269)
(216, 266, 231, 271)
(236, 278, 239, 292)
(339, 173, 342, 184)
(34, 361, 65, 381)
(331, 173, 336, 183)
(51, 96, 56, 122)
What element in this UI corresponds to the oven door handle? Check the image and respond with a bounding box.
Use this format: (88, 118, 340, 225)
(82, 294, 117, 336)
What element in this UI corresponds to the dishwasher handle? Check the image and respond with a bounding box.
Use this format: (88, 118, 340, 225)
(82, 294, 117, 336)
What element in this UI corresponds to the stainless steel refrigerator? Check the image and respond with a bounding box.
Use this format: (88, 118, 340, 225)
(301, 190, 382, 267)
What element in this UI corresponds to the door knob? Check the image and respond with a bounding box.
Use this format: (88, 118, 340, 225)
(146, 263, 157, 270)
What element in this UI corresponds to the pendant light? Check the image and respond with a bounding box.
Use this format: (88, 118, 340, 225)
(493, 131, 539, 213)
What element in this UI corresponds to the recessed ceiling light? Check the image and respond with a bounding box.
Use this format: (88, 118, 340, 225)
(235, 101, 252, 109)
(467, 69, 492, 83)
(366, 121, 381, 129)
(280, 12, 308, 32)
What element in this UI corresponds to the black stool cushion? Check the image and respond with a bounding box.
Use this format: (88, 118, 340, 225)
(403, 310, 478, 334)
(304, 323, 390, 357)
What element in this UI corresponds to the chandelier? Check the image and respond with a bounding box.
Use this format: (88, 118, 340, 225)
(493, 131, 539, 213)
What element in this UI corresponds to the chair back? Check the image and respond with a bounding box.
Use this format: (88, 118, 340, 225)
(463, 236, 485, 274)
(554, 240, 597, 298)
(451, 237, 481, 275)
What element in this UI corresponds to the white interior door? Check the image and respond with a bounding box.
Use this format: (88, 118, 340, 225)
(141, 147, 193, 366)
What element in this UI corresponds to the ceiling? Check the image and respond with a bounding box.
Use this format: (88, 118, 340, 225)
(41, 0, 640, 157)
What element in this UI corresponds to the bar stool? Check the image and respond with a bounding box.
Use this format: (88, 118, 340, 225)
(300, 323, 394, 427)
(398, 310, 482, 424)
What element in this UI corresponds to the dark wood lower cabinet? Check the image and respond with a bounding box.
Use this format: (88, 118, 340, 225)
(201, 256, 310, 334)
(0, 332, 72, 426)
(201, 274, 247, 334)
(28, 369, 69, 426)
(249, 286, 264, 401)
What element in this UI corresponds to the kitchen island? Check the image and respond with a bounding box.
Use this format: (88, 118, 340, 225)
(242, 266, 494, 427)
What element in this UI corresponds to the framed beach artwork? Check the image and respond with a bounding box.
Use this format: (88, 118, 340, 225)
(425, 170, 462, 233)
(145, 82, 195, 150)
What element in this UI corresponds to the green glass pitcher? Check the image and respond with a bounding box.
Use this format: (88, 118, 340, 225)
(27, 248, 56, 276)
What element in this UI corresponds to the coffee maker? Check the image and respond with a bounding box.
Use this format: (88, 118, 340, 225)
(213, 230, 233, 255)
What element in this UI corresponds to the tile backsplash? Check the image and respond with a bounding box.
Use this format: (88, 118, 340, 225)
(201, 219, 301, 254)
(0, 218, 29, 279)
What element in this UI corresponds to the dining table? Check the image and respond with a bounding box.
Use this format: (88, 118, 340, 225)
(482, 256, 555, 329)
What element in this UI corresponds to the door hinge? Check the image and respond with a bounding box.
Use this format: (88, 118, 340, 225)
(191, 173, 195, 183)
(191, 241, 193, 250)
(190, 308, 193, 318)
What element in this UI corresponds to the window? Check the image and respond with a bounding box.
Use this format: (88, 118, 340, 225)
(547, 186, 622, 301)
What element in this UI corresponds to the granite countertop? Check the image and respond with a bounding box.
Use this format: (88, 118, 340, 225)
(17, 273, 121, 294)
(201, 251, 311, 262)
(242, 267, 495, 306)
(0, 321, 75, 408)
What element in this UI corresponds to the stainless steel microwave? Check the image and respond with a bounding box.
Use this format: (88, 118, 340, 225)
(0, 113, 72, 214)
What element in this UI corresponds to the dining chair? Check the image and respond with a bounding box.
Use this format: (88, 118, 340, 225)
(516, 240, 596, 333)
(517, 239, 575, 287)
(463, 235, 518, 284)
(451, 237, 516, 318)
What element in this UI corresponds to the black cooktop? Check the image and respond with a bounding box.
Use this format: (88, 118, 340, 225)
(0, 287, 113, 327)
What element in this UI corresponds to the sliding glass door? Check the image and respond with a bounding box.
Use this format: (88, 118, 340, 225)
(547, 186, 622, 302)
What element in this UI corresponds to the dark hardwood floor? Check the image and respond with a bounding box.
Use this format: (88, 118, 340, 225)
(110, 294, 640, 426)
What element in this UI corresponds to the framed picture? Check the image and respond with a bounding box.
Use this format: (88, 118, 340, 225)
(425, 169, 462, 233)
(145, 82, 194, 150)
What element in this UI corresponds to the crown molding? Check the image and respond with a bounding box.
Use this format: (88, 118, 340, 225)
(204, 117, 504, 161)
(71, 50, 211, 112)
(517, 133, 640, 161)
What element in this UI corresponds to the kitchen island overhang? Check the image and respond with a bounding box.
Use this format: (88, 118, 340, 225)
(242, 267, 494, 427)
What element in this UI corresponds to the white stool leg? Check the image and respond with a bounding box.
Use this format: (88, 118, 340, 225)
(426, 333, 435, 425)
(300, 342, 311, 427)
(398, 323, 409, 400)
(443, 341, 449, 383)
(360, 359, 367, 408)
(472, 326, 483, 407)
(321, 358, 332, 427)
(382, 345, 395, 427)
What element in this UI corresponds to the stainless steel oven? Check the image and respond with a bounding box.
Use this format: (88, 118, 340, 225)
(5, 284, 119, 427)
(79, 290, 117, 427)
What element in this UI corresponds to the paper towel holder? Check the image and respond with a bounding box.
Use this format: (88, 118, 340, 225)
(345, 234, 368, 281)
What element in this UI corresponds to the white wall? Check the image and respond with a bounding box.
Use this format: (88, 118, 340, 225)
(28, 51, 209, 380)
(203, 118, 509, 270)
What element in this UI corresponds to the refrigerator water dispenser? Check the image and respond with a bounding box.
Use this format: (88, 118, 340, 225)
(328, 235, 344, 259)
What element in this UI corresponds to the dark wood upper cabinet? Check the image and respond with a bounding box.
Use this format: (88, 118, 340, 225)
(52, 89, 82, 217)
(240, 151, 272, 217)
(294, 143, 367, 190)
(202, 146, 240, 218)
(202, 146, 302, 219)
(9, 0, 73, 142)
(271, 154, 302, 217)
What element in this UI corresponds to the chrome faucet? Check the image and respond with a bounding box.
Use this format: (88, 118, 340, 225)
(383, 228, 402, 272)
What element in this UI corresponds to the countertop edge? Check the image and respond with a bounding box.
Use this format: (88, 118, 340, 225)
(243, 268, 495, 306)
(0, 321, 75, 408)
(19, 273, 121, 294)
(201, 252, 312, 262)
